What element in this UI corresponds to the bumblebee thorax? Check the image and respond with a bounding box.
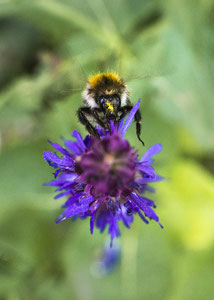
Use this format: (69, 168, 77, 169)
(89, 73, 121, 88)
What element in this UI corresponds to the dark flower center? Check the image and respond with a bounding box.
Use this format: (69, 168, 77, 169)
(76, 132, 137, 197)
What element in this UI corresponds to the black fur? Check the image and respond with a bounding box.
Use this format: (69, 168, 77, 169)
(78, 105, 144, 145)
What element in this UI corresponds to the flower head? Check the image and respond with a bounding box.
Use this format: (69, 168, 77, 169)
(76, 131, 137, 197)
(44, 100, 163, 245)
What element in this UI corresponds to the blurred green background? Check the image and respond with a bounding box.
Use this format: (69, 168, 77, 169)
(0, 0, 214, 299)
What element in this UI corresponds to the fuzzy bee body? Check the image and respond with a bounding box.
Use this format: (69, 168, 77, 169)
(78, 73, 144, 145)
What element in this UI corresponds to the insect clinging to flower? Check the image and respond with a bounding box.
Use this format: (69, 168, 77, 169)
(78, 72, 145, 145)
(43, 72, 164, 245)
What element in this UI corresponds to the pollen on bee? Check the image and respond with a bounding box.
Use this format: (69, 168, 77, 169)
(106, 102, 114, 112)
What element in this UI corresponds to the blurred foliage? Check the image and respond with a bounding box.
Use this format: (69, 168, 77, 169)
(0, 0, 214, 299)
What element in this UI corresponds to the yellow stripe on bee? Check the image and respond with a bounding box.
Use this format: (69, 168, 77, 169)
(106, 102, 114, 112)
(89, 72, 121, 87)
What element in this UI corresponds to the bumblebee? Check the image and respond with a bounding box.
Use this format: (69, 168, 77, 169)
(78, 72, 144, 145)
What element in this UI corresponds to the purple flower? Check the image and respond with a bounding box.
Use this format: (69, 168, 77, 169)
(44, 99, 163, 245)
(91, 240, 121, 277)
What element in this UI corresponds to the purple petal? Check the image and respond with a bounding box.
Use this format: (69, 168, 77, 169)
(64, 140, 82, 155)
(137, 174, 164, 184)
(84, 135, 92, 148)
(80, 195, 94, 205)
(48, 141, 72, 156)
(130, 193, 163, 227)
(56, 203, 89, 223)
(140, 197, 156, 208)
(43, 151, 74, 168)
(136, 163, 156, 177)
(55, 180, 77, 192)
(72, 130, 86, 152)
(58, 172, 77, 181)
(63, 192, 84, 207)
(90, 212, 95, 234)
(54, 168, 62, 178)
(44, 173, 77, 188)
(126, 196, 149, 224)
(132, 193, 157, 219)
(95, 126, 106, 137)
(43, 180, 61, 187)
(120, 99, 141, 137)
(56, 196, 94, 223)
(139, 144, 163, 162)
(137, 209, 149, 224)
(96, 210, 110, 233)
(108, 216, 120, 247)
(118, 118, 124, 131)
(54, 190, 72, 199)
(110, 120, 115, 133)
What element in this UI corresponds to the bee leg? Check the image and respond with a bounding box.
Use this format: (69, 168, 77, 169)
(92, 108, 107, 128)
(117, 106, 132, 128)
(134, 109, 145, 146)
(93, 108, 111, 133)
(77, 107, 100, 138)
(118, 106, 144, 146)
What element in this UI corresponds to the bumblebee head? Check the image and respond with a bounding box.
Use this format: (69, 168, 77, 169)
(99, 93, 121, 119)
(83, 72, 129, 119)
